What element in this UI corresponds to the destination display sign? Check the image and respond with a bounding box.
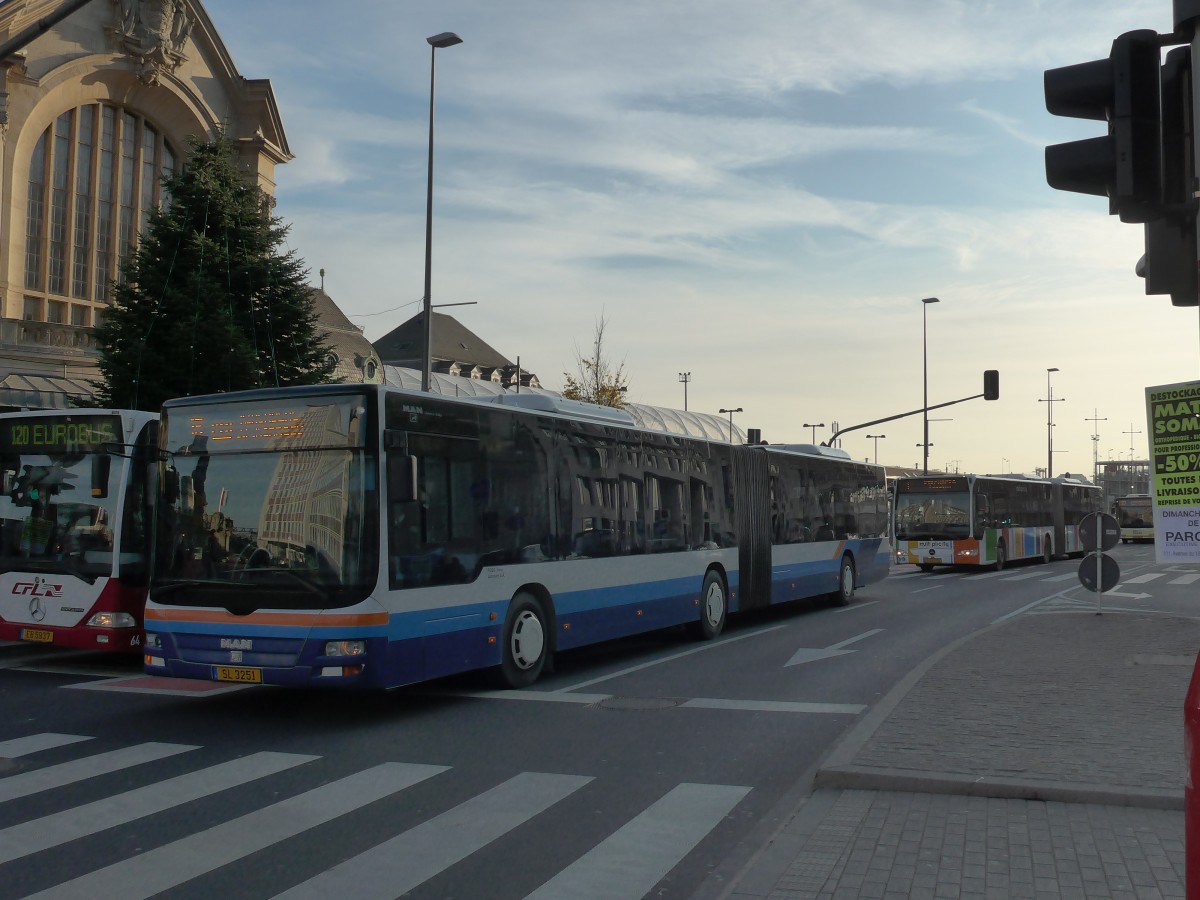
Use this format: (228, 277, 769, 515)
(0, 414, 119, 455)
(894, 476, 968, 493)
(166, 398, 365, 452)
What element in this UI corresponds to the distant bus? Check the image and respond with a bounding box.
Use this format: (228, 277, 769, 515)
(893, 473, 1103, 571)
(0, 408, 158, 650)
(1112, 494, 1154, 543)
(143, 384, 892, 689)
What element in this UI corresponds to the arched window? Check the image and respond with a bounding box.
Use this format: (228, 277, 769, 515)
(23, 104, 176, 327)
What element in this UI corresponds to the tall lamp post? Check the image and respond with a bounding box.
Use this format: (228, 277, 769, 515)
(866, 433, 886, 464)
(1039, 367, 1062, 477)
(421, 31, 464, 392)
(719, 407, 742, 443)
(1086, 409, 1106, 485)
(921, 297, 939, 474)
(803, 422, 824, 444)
(678, 372, 691, 410)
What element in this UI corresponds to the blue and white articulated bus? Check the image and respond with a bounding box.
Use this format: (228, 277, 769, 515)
(143, 384, 891, 689)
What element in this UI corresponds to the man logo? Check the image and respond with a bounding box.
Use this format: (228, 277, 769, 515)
(220, 638, 252, 651)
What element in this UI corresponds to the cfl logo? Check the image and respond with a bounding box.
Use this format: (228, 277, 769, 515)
(13, 579, 63, 598)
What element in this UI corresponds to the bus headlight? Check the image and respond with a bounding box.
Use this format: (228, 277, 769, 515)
(87, 611, 137, 629)
(145, 632, 162, 650)
(324, 640, 366, 657)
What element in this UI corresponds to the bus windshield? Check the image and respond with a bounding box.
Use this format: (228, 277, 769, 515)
(153, 397, 377, 612)
(0, 414, 131, 582)
(1115, 496, 1152, 527)
(893, 490, 972, 540)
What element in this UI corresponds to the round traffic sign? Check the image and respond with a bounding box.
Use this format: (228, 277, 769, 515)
(1078, 552, 1120, 593)
(1079, 512, 1120, 552)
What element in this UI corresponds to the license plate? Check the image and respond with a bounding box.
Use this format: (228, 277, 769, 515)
(21, 628, 53, 643)
(213, 665, 262, 684)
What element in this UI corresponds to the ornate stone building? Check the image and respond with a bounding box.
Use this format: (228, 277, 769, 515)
(0, 0, 379, 407)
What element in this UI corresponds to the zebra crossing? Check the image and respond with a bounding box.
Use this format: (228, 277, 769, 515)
(0, 733, 750, 900)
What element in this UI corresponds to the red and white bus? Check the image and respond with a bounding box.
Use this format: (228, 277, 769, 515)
(0, 408, 158, 650)
(143, 384, 892, 689)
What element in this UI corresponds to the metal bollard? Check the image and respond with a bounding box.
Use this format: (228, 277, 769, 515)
(1186, 650, 1200, 898)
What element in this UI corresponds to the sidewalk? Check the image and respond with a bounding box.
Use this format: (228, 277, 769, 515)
(714, 608, 1200, 899)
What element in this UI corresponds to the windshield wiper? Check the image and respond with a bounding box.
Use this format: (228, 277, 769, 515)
(0, 556, 98, 585)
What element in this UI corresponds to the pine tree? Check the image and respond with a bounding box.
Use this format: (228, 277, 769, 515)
(93, 133, 336, 411)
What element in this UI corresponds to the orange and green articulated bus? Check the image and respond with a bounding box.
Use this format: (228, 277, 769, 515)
(893, 473, 1103, 571)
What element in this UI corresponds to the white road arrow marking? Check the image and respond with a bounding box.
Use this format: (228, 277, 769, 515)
(785, 629, 883, 667)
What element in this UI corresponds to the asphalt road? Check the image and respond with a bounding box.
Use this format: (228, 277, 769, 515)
(0, 543, 1167, 899)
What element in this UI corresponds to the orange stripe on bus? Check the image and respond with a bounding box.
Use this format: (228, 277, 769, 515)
(144, 608, 389, 628)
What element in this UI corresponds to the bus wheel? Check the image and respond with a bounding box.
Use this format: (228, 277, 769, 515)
(498, 593, 548, 688)
(829, 556, 856, 606)
(994, 542, 1006, 572)
(918, 563, 935, 573)
(693, 570, 727, 640)
(1042, 537, 1052, 564)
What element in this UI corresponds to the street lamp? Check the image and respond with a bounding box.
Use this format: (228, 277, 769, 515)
(719, 407, 743, 443)
(678, 372, 691, 411)
(865, 433, 886, 464)
(1039, 367, 1062, 477)
(421, 31, 464, 392)
(803, 422, 824, 444)
(921, 297, 939, 474)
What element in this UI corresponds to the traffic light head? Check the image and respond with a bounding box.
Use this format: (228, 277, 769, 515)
(983, 370, 1000, 401)
(1045, 29, 1162, 223)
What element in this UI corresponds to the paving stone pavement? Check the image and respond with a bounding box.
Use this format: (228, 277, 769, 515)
(709, 609, 1200, 899)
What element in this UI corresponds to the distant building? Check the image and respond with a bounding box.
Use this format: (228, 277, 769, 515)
(309, 287, 382, 385)
(374, 311, 541, 389)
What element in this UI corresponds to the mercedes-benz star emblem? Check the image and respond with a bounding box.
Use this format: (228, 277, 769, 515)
(29, 596, 45, 621)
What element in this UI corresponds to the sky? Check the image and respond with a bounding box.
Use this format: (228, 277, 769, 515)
(201, 0, 1200, 477)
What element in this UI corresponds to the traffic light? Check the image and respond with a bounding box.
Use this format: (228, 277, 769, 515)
(10, 465, 41, 507)
(1045, 29, 1163, 223)
(983, 370, 1000, 401)
(1139, 46, 1197, 305)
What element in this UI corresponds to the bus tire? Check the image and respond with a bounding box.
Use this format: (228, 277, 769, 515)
(693, 569, 727, 640)
(829, 556, 855, 606)
(918, 563, 934, 573)
(1042, 536, 1052, 564)
(497, 593, 548, 688)
(994, 542, 1006, 572)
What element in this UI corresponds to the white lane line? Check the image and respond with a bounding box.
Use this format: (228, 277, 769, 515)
(1123, 573, 1165, 584)
(1171, 574, 1200, 585)
(23, 762, 446, 900)
(271, 772, 592, 900)
(0, 733, 91, 758)
(524, 782, 751, 900)
(0, 751, 318, 866)
(682, 698, 864, 715)
(552, 622, 788, 693)
(0, 741, 197, 804)
(999, 571, 1051, 581)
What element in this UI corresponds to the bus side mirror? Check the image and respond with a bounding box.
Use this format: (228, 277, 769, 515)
(91, 453, 111, 499)
(388, 454, 418, 503)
